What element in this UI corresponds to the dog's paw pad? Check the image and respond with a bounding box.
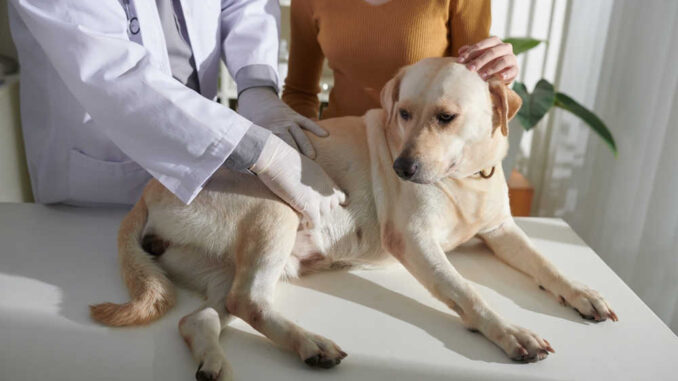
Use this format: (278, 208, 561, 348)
(299, 334, 347, 369)
(195, 363, 220, 381)
(194, 356, 232, 381)
(511, 348, 550, 363)
(499, 325, 554, 363)
(304, 354, 342, 369)
(564, 286, 618, 323)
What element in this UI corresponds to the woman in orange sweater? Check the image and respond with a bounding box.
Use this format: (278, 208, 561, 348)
(282, 0, 518, 121)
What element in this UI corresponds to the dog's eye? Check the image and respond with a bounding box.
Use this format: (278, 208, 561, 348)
(437, 113, 457, 124)
(399, 109, 411, 121)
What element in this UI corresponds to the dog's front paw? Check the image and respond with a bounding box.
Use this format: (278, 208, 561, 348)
(297, 333, 347, 369)
(496, 325, 554, 363)
(195, 351, 233, 381)
(560, 285, 618, 322)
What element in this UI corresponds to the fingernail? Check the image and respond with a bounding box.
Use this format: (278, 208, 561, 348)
(458, 55, 466, 63)
(467, 64, 476, 71)
(480, 72, 488, 79)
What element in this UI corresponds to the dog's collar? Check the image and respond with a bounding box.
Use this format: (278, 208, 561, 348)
(476, 166, 496, 179)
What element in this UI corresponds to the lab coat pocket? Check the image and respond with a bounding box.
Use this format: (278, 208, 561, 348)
(68, 149, 151, 205)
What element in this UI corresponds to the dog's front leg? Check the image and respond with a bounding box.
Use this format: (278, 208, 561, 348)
(384, 223, 554, 362)
(479, 219, 618, 322)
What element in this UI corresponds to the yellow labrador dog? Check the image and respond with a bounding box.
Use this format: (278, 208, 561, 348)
(91, 58, 617, 380)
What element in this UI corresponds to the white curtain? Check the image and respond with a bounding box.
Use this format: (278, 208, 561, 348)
(529, 0, 678, 332)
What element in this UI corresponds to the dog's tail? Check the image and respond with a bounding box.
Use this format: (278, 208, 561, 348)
(90, 197, 175, 326)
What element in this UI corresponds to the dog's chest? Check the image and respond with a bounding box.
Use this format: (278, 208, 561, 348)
(433, 177, 508, 250)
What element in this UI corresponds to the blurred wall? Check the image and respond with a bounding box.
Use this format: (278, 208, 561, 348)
(0, 0, 33, 202)
(0, 0, 17, 60)
(531, 0, 678, 333)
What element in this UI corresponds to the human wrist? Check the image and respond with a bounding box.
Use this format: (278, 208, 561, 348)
(235, 64, 279, 96)
(223, 124, 271, 173)
(249, 133, 297, 175)
(238, 86, 279, 105)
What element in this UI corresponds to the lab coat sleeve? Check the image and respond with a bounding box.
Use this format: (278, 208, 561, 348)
(10, 0, 253, 204)
(220, 0, 281, 91)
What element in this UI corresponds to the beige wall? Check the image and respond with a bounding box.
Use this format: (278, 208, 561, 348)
(0, 76, 32, 202)
(1, 0, 17, 60)
(0, 0, 33, 202)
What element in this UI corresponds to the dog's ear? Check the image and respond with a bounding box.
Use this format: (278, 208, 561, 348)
(380, 68, 406, 126)
(489, 78, 522, 136)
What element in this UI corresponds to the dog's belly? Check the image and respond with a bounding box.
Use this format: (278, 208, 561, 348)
(289, 188, 389, 274)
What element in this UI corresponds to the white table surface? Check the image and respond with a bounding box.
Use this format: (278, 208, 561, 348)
(1, 203, 676, 381)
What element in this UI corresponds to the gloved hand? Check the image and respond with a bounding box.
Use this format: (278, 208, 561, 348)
(238, 87, 326, 158)
(250, 133, 347, 228)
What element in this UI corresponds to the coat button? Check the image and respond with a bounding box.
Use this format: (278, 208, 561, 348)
(129, 16, 140, 35)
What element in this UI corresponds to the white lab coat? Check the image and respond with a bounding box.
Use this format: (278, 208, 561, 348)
(8, 0, 280, 205)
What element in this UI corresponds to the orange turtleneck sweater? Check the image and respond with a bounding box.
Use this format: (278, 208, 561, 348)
(282, 0, 491, 119)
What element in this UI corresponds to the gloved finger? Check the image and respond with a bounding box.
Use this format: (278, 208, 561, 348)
(276, 130, 301, 152)
(334, 188, 348, 207)
(289, 125, 317, 159)
(297, 117, 329, 137)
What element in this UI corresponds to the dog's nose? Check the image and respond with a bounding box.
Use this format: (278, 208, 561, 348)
(393, 157, 420, 180)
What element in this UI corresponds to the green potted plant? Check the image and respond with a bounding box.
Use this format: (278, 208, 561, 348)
(500, 38, 616, 178)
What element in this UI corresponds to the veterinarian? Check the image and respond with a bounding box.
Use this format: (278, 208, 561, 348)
(8, 0, 344, 225)
(283, 0, 519, 119)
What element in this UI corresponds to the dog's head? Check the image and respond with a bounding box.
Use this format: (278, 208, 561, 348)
(381, 58, 522, 183)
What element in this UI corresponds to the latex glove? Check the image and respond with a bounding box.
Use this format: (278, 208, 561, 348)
(238, 87, 327, 158)
(250, 134, 347, 228)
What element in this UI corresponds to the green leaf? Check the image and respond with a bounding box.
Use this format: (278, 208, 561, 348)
(554, 92, 617, 156)
(513, 79, 556, 131)
(512, 82, 530, 130)
(504, 37, 543, 55)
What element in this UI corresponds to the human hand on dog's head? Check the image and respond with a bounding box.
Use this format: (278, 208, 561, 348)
(457, 36, 519, 84)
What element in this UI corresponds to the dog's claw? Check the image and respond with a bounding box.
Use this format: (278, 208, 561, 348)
(544, 339, 556, 353)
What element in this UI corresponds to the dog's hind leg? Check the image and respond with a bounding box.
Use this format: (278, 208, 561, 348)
(225, 210, 347, 369)
(179, 270, 235, 381)
(158, 244, 236, 381)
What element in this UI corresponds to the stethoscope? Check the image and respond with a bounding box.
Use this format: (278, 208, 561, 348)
(122, 0, 141, 36)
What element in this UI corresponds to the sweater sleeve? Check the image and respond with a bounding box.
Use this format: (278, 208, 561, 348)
(281, 0, 325, 119)
(449, 0, 492, 56)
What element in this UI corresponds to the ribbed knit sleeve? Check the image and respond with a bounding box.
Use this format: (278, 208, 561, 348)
(449, 0, 492, 56)
(281, 0, 325, 119)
